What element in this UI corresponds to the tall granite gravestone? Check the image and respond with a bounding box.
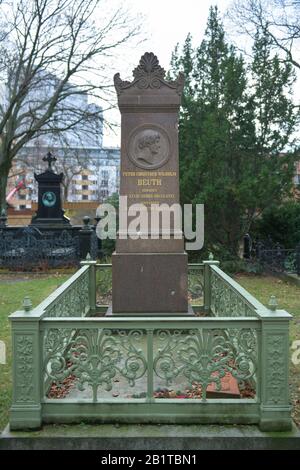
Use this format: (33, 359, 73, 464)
(112, 52, 189, 315)
(31, 152, 71, 227)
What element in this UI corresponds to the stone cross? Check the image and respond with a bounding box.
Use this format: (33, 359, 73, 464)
(43, 152, 57, 171)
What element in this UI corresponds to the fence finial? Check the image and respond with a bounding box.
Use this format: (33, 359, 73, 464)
(268, 295, 278, 311)
(82, 215, 91, 230)
(0, 208, 7, 227)
(23, 296, 32, 312)
(86, 252, 92, 260)
(209, 252, 214, 260)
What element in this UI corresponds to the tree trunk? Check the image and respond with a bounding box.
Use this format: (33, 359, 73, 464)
(226, 232, 241, 259)
(0, 163, 10, 213)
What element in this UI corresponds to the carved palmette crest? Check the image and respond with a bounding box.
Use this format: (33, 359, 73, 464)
(133, 52, 165, 82)
(114, 52, 184, 96)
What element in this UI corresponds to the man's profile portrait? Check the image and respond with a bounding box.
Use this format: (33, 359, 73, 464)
(137, 132, 161, 165)
(127, 125, 170, 169)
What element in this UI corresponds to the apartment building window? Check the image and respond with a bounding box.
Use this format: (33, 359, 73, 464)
(82, 195, 88, 200)
(19, 205, 26, 210)
(82, 175, 88, 180)
(101, 170, 109, 187)
(100, 189, 108, 199)
(19, 194, 26, 200)
(82, 185, 89, 190)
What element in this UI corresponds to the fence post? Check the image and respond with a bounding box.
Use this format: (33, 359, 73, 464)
(9, 299, 42, 430)
(296, 243, 300, 277)
(259, 304, 293, 431)
(80, 258, 97, 312)
(202, 254, 220, 314)
(0, 208, 7, 227)
(79, 216, 97, 260)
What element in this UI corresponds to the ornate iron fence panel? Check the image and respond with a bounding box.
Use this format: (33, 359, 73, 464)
(0, 226, 80, 270)
(42, 326, 148, 402)
(41, 320, 259, 403)
(210, 268, 257, 317)
(255, 240, 300, 275)
(96, 264, 112, 307)
(153, 327, 258, 400)
(187, 264, 204, 306)
(90, 230, 99, 260)
(44, 266, 90, 318)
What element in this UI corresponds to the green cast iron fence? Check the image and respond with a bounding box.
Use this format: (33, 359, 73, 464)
(9, 258, 292, 431)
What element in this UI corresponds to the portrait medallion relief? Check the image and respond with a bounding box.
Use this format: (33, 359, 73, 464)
(42, 191, 56, 207)
(127, 125, 171, 170)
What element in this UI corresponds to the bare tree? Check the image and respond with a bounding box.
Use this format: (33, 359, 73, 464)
(228, 0, 300, 68)
(57, 151, 88, 202)
(0, 0, 140, 211)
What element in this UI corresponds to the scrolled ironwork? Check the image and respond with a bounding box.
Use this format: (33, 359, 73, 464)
(153, 327, 258, 401)
(0, 226, 79, 270)
(211, 270, 255, 317)
(43, 327, 147, 402)
(44, 268, 89, 317)
(96, 265, 112, 306)
(187, 266, 204, 304)
(255, 239, 300, 275)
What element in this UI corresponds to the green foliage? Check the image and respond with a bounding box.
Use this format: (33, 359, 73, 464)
(221, 259, 263, 275)
(252, 202, 300, 248)
(169, 6, 298, 260)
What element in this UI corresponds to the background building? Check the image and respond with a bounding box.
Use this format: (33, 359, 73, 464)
(6, 74, 120, 210)
(294, 161, 300, 187)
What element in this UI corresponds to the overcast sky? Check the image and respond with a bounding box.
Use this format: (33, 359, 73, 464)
(102, 0, 299, 147)
(103, 0, 229, 146)
(119, 0, 228, 76)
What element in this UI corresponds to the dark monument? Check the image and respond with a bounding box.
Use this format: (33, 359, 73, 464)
(31, 152, 70, 227)
(112, 52, 189, 315)
(0, 152, 99, 269)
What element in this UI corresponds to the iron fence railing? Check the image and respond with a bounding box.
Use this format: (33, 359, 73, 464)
(254, 240, 300, 276)
(9, 259, 292, 431)
(0, 226, 80, 270)
(0, 223, 99, 270)
(41, 317, 260, 403)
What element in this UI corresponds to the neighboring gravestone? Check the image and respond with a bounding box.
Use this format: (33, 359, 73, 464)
(112, 52, 189, 314)
(31, 152, 71, 227)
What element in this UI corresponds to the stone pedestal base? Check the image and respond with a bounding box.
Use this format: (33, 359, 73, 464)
(112, 252, 188, 314)
(106, 304, 194, 317)
(30, 218, 70, 226)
